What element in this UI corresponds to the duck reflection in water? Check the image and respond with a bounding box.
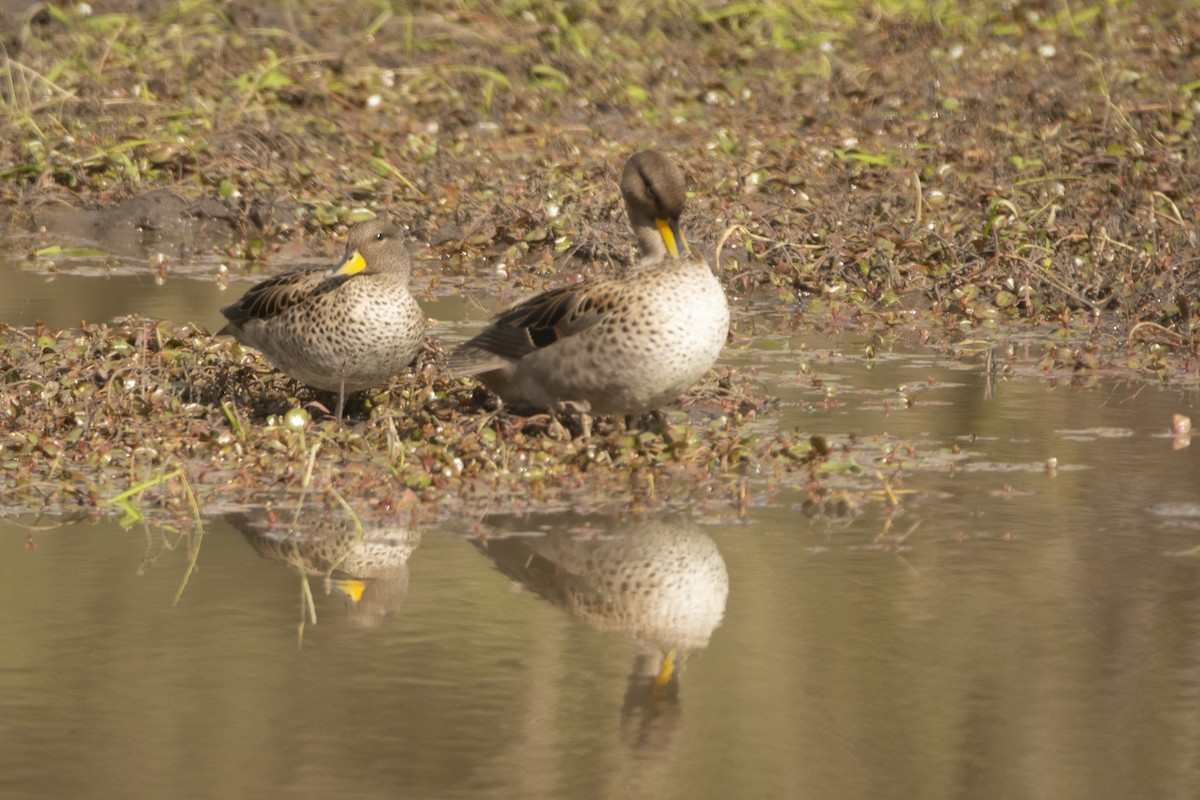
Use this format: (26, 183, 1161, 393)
(229, 507, 421, 629)
(473, 512, 729, 750)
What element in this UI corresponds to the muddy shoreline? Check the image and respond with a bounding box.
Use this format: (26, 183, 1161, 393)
(1, 1, 1197, 518)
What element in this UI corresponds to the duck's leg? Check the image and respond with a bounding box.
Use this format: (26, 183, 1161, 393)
(556, 400, 593, 439)
(334, 376, 347, 420)
(619, 410, 667, 437)
(545, 408, 570, 441)
(471, 394, 515, 439)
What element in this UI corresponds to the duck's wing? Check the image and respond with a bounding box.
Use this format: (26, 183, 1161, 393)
(219, 266, 348, 330)
(447, 280, 619, 375)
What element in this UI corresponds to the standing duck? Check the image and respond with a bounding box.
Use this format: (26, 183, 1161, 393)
(447, 150, 729, 422)
(219, 214, 424, 417)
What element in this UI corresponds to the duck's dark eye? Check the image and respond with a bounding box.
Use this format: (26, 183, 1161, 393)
(374, 232, 386, 242)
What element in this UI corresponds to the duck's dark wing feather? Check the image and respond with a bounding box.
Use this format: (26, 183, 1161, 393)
(219, 267, 351, 328)
(448, 281, 618, 373)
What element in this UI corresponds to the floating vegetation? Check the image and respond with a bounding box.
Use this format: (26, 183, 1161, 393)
(0, 317, 819, 519)
(2, 309, 1196, 525)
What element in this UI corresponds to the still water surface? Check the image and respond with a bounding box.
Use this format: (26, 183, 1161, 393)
(3, 252, 1200, 799)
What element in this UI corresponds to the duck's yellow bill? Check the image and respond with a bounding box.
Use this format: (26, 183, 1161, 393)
(655, 218, 688, 259)
(332, 578, 367, 603)
(654, 649, 678, 687)
(334, 251, 367, 276)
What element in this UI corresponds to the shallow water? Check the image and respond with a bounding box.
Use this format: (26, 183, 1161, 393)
(4, 247, 1200, 799)
(6, 487, 1200, 800)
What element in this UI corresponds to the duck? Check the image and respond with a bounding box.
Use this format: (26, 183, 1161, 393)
(474, 512, 729, 746)
(446, 150, 729, 424)
(230, 508, 421, 629)
(219, 214, 424, 417)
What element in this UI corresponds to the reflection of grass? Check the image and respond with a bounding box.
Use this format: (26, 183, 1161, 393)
(327, 488, 365, 573)
(274, 478, 366, 645)
(103, 468, 184, 528)
(100, 465, 205, 606)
